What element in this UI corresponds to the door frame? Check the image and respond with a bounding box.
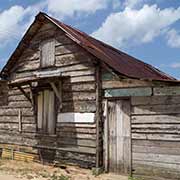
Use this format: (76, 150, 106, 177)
(103, 97, 132, 175)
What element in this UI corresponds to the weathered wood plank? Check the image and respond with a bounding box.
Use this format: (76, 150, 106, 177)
(132, 133, 180, 141)
(104, 87, 152, 97)
(0, 108, 34, 116)
(57, 131, 96, 139)
(62, 92, 95, 101)
(57, 137, 96, 147)
(133, 152, 180, 164)
(57, 127, 96, 134)
(131, 96, 180, 105)
(132, 139, 180, 148)
(132, 104, 180, 115)
(62, 82, 95, 92)
(55, 52, 93, 66)
(133, 144, 180, 155)
(57, 112, 95, 123)
(131, 115, 180, 124)
(57, 123, 96, 128)
(154, 86, 180, 96)
(55, 44, 82, 55)
(62, 101, 96, 113)
(102, 79, 153, 89)
(133, 163, 180, 179)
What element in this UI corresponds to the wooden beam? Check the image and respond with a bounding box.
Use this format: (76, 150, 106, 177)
(95, 65, 102, 168)
(29, 83, 34, 107)
(50, 82, 62, 104)
(18, 109, 22, 133)
(17, 86, 32, 103)
(103, 99, 109, 172)
(154, 86, 180, 96)
(104, 87, 152, 97)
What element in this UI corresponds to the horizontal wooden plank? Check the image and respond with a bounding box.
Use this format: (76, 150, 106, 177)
(55, 34, 74, 46)
(55, 44, 82, 55)
(65, 75, 95, 83)
(62, 101, 96, 113)
(56, 150, 95, 162)
(133, 144, 180, 155)
(7, 101, 32, 108)
(132, 140, 180, 148)
(104, 87, 152, 97)
(154, 86, 180, 96)
(55, 52, 93, 66)
(0, 116, 35, 123)
(131, 115, 180, 124)
(132, 104, 180, 115)
(131, 96, 180, 106)
(133, 152, 180, 164)
(132, 124, 180, 134)
(0, 123, 36, 132)
(62, 82, 95, 92)
(102, 79, 154, 89)
(57, 122, 96, 128)
(63, 92, 95, 101)
(57, 127, 96, 134)
(57, 131, 96, 139)
(57, 137, 96, 147)
(61, 69, 95, 77)
(132, 133, 180, 141)
(133, 163, 180, 179)
(8, 94, 28, 101)
(57, 113, 95, 123)
(56, 150, 95, 168)
(0, 108, 34, 116)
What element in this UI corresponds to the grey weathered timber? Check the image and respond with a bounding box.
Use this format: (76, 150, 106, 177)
(41, 39, 55, 67)
(104, 87, 152, 97)
(154, 86, 180, 96)
(107, 100, 131, 174)
(131, 94, 180, 179)
(103, 99, 109, 172)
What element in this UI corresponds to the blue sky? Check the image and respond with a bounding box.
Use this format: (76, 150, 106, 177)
(0, 0, 180, 78)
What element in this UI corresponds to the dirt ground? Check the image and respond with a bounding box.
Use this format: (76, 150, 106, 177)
(0, 160, 128, 180)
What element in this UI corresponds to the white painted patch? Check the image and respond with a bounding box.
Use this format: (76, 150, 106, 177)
(58, 113, 95, 123)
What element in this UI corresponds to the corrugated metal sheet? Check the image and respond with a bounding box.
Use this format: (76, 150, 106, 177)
(45, 13, 176, 81)
(1, 12, 176, 81)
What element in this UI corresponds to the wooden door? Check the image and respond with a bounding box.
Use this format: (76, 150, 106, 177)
(37, 90, 56, 134)
(104, 100, 131, 174)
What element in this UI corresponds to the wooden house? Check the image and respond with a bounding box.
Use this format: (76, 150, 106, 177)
(1, 12, 180, 179)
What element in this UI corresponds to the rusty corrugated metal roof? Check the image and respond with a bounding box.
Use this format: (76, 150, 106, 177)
(44, 13, 176, 81)
(1, 12, 176, 81)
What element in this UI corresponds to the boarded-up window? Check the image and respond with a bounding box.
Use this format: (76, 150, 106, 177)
(41, 39, 55, 67)
(37, 90, 56, 134)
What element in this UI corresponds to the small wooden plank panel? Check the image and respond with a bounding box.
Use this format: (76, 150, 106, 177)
(104, 87, 152, 97)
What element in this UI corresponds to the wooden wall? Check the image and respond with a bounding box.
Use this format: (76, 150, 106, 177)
(131, 93, 180, 180)
(0, 21, 98, 167)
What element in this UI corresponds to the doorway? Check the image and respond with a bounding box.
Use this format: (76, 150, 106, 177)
(104, 99, 131, 174)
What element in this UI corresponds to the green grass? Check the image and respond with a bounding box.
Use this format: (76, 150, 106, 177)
(128, 176, 143, 180)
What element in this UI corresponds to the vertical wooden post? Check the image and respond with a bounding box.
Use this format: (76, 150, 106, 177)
(104, 99, 109, 172)
(95, 65, 102, 168)
(18, 109, 22, 133)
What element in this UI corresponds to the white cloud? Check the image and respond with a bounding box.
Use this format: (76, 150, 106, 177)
(170, 62, 180, 68)
(124, 0, 145, 8)
(166, 29, 180, 48)
(0, 2, 44, 47)
(0, 6, 26, 45)
(46, 0, 116, 19)
(92, 4, 180, 48)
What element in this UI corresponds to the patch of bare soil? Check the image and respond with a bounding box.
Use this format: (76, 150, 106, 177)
(0, 160, 128, 180)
